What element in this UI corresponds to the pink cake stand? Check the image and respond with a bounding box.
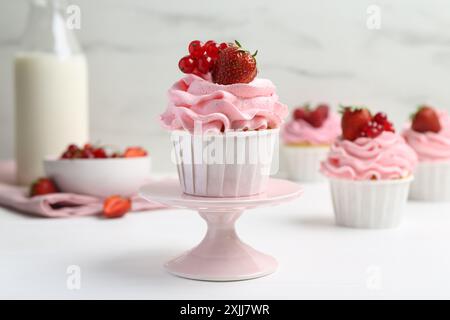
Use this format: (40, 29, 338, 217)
(139, 178, 303, 281)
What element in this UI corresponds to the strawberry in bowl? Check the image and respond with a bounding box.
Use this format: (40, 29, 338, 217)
(43, 144, 150, 198)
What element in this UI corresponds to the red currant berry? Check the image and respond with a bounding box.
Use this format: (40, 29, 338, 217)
(197, 56, 213, 73)
(178, 55, 196, 74)
(206, 43, 219, 59)
(81, 148, 94, 159)
(188, 40, 204, 58)
(361, 121, 384, 138)
(219, 42, 228, 50)
(68, 144, 78, 153)
(373, 112, 387, 124)
(384, 121, 395, 132)
(204, 40, 216, 47)
(191, 68, 204, 77)
(373, 112, 395, 133)
(61, 151, 72, 159)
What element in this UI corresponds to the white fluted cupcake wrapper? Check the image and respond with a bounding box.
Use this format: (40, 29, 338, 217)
(283, 145, 329, 182)
(171, 129, 279, 197)
(409, 161, 450, 201)
(329, 177, 413, 229)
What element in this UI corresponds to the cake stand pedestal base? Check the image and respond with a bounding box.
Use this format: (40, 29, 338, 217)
(139, 178, 302, 282)
(165, 210, 277, 281)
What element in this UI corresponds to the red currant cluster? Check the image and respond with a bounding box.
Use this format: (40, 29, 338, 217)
(360, 112, 395, 138)
(178, 40, 229, 76)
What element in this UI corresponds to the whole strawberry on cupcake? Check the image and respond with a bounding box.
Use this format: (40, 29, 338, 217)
(403, 105, 450, 201)
(321, 106, 418, 229)
(282, 103, 340, 182)
(160, 40, 288, 197)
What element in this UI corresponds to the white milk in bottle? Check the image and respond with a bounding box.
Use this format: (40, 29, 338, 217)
(15, 0, 88, 185)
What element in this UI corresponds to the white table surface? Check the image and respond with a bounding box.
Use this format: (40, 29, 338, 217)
(1, 179, 450, 300)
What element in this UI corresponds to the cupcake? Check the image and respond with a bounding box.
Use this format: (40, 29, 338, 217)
(403, 105, 450, 201)
(160, 40, 288, 197)
(321, 107, 418, 229)
(282, 104, 340, 182)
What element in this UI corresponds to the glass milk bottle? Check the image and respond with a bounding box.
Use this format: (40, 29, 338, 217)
(15, 0, 89, 185)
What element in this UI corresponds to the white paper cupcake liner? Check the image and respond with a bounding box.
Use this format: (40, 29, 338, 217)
(329, 177, 413, 229)
(283, 145, 329, 182)
(409, 161, 450, 201)
(171, 129, 279, 197)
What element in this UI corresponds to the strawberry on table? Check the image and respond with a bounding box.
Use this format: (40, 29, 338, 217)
(103, 195, 131, 218)
(411, 105, 441, 133)
(30, 178, 59, 197)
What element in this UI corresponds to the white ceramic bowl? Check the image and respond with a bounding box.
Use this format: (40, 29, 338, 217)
(43, 156, 151, 198)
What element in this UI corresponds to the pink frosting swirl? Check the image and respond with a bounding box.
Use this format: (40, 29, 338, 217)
(282, 112, 341, 145)
(402, 110, 450, 162)
(160, 74, 288, 133)
(321, 131, 418, 180)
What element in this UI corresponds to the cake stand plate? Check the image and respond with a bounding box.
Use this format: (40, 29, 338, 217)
(139, 178, 303, 281)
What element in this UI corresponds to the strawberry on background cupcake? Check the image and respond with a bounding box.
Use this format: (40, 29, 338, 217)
(321, 106, 418, 229)
(160, 40, 288, 197)
(403, 105, 450, 201)
(281, 103, 340, 182)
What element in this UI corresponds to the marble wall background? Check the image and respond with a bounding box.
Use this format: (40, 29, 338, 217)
(1, 0, 450, 172)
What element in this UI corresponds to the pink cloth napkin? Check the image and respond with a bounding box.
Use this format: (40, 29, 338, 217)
(0, 160, 165, 218)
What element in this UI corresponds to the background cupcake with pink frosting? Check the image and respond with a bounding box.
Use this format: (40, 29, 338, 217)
(160, 40, 288, 197)
(403, 105, 450, 201)
(282, 103, 340, 182)
(321, 106, 417, 229)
